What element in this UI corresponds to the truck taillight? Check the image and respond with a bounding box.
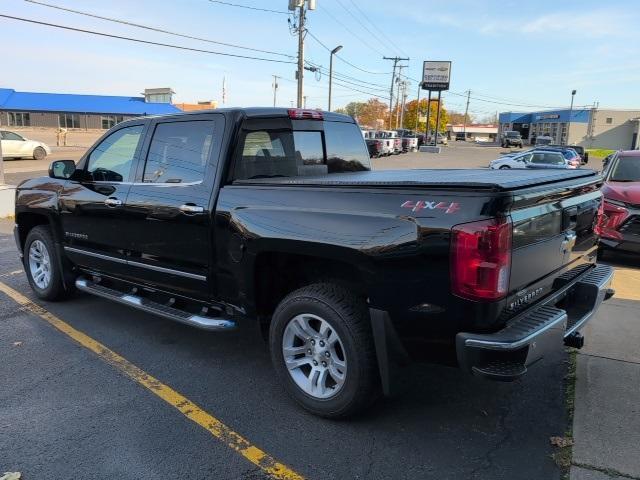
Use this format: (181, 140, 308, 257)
(451, 217, 512, 301)
(288, 109, 323, 120)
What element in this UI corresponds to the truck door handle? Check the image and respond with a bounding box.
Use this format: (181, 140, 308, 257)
(179, 204, 204, 214)
(104, 197, 122, 207)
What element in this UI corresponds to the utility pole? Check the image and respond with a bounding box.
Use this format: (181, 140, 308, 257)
(296, 3, 305, 108)
(383, 56, 409, 129)
(463, 90, 471, 137)
(272, 75, 280, 107)
(394, 65, 406, 129)
(399, 81, 409, 129)
(303, 95, 308, 108)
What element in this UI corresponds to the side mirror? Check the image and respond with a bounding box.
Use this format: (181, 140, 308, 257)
(49, 160, 76, 179)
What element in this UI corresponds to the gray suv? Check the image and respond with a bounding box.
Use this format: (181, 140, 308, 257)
(501, 130, 523, 148)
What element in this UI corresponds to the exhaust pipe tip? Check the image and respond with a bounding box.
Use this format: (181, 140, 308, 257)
(604, 288, 615, 301)
(564, 331, 585, 349)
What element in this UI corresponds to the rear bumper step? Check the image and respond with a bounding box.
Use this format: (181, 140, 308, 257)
(456, 264, 614, 381)
(75, 277, 237, 331)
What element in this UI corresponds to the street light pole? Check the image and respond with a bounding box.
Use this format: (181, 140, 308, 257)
(566, 89, 576, 146)
(328, 45, 343, 111)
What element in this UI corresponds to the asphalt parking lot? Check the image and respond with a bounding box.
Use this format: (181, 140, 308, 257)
(0, 143, 633, 480)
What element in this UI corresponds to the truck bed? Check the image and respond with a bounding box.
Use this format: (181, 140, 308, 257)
(234, 169, 599, 191)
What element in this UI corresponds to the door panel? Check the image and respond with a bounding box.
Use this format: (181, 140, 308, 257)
(123, 115, 224, 299)
(60, 123, 146, 275)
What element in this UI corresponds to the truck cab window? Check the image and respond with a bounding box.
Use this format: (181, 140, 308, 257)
(323, 121, 371, 173)
(235, 130, 325, 179)
(87, 125, 143, 182)
(143, 120, 215, 184)
(234, 122, 370, 181)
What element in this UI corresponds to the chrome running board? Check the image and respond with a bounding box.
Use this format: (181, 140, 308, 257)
(75, 277, 236, 331)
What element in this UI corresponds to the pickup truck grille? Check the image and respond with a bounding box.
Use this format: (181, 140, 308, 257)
(619, 215, 640, 236)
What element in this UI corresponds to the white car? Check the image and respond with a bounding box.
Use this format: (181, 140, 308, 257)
(490, 150, 569, 169)
(0, 130, 51, 160)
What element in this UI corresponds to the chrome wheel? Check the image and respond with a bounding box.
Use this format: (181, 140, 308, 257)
(28, 239, 51, 289)
(282, 313, 347, 399)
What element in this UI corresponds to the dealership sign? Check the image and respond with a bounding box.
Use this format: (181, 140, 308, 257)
(422, 61, 451, 91)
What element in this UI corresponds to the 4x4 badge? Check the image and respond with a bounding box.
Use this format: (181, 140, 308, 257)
(401, 200, 460, 214)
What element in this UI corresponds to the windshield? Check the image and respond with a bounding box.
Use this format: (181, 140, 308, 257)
(610, 156, 640, 182)
(506, 132, 521, 138)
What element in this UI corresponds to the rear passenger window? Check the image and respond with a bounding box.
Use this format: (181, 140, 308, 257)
(233, 122, 371, 181)
(143, 121, 215, 183)
(323, 122, 371, 173)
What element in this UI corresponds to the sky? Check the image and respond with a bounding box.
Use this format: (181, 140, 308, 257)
(1, 0, 639, 119)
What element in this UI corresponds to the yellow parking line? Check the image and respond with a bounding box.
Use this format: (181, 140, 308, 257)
(611, 266, 640, 301)
(0, 281, 304, 480)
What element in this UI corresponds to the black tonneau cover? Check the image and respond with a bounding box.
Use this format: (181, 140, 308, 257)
(234, 169, 600, 192)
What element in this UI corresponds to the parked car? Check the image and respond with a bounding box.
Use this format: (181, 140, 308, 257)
(15, 108, 613, 418)
(597, 150, 640, 254)
(426, 132, 448, 145)
(383, 130, 402, 154)
(455, 132, 466, 141)
(534, 135, 554, 146)
(490, 150, 570, 169)
(362, 130, 383, 158)
(0, 130, 51, 160)
(500, 130, 523, 148)
(567, 145, 589, 164)
(537, 146, 582, 168)
(395, 129, 418, 152)
(373, 130, 394, 156)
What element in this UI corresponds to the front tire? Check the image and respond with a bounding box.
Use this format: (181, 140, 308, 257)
(499, 165, 511, 169)
(270, 283, 379, 418)
(24, 226, 70, 301)
(33, 146, 47, 160)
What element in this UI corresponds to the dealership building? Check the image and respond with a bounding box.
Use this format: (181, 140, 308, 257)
(499, 108, 640, 150)
(0, 87, 182, 130)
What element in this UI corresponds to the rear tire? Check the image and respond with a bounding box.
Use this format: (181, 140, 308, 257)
(24, 226, 72, 301)
(33, 146, 47, 160)
(269, 283, 379, 418)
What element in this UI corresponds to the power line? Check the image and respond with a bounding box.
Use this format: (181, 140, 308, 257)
(24, 0, 295, 58)
(206, 0, 290, 15)
(318, 6, 385, 57)
(346, 0, 407, 57)
(305, 59, 389, 89)
(0, 14, 297, 64)
(334, 0, 392, 56)
(305, 29, 390, 75)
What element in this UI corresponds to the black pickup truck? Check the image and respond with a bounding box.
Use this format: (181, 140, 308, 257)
(14, 108, 614, 418)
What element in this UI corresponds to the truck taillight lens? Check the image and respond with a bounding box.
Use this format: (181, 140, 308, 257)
(451, 217, 512, 301)
(288, 109, 323, 120)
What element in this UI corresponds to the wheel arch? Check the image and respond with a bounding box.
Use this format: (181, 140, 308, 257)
(251, 248, 372, 328)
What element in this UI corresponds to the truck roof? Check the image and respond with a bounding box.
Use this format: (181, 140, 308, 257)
(235, 168, 600, 191)
(125, 107, 355, 123)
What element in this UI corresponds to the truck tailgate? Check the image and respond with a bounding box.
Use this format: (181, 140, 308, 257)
(505, 174, 603, 315)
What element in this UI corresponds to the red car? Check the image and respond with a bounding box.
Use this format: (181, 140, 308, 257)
(597, 150, 640, 253)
